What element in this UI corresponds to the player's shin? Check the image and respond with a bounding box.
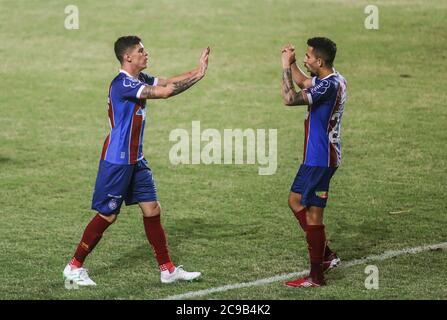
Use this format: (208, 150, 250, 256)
(143, 215, 174, 272)
(293, 207, 308, 232)
(306, 224, 326, 284)
(71, 214, 113, 268)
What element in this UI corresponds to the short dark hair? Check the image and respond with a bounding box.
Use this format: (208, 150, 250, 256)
(114, 36, 141, 64)
(307, 37, 337, 67)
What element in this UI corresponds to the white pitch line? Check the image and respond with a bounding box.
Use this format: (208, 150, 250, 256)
(161, 242, 447, 300)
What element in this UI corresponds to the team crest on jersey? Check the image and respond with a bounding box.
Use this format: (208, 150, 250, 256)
(310, 80, 330, 95)
(123, 77, 141, 88)
(108, 198, 118, 210)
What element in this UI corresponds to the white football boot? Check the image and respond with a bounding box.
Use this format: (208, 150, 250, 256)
(160, 265, 201, 284)
(63, 264, 97, 286)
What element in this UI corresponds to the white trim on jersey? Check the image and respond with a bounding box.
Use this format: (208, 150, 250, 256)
(136, 85, 145, 99)
(307, 93, 313, 106)
(119, 69, 135, 78)
(152, 77, 158, 86)
(320, 69, 337, 80)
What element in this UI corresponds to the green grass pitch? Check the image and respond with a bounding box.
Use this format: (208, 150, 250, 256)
(0, 0, 446, 299)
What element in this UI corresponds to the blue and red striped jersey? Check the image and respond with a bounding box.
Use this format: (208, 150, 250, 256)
(100, 70, 158, 164)
(302, 71, 347, 167)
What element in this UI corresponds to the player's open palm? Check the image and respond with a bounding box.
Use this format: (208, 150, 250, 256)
(198, 47, 210, 78)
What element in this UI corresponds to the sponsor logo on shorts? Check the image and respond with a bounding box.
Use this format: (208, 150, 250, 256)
(107, 194, 122, 199)
(315, 191, 328, 199)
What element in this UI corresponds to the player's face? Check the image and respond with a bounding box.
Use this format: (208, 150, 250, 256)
(303, 47, 320, 74)
(128, 42, 149, 70)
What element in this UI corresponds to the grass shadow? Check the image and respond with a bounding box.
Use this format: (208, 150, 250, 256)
(0, 156, 11, 165)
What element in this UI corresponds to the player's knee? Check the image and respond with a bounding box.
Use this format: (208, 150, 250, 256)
(287, 197, 294, 209)
(99, 212, 118, 224)
(288, 194, 303, 213)
(142, 201, 161, 218)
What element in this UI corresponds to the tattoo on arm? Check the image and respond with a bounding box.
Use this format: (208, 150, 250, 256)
(171, 74, 201, 96)
(282, 68, 305, 105)
(141, 85, 157, 98)
(140, 72, 202, 99)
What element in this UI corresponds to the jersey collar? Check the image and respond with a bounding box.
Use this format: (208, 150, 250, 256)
(119, 69, 139, 79)
(319, 68, 337, 80)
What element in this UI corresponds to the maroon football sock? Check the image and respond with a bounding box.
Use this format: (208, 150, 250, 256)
(306, 224, 326, 284)
(293, 207, 308, 232)
(324, 243, 334, 259)
(143, 215, 172, 267)
(159, 261, 175, 273)
(72, 214, 112, 267)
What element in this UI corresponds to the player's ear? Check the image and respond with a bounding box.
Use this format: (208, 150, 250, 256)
(124, 52, 131, 63)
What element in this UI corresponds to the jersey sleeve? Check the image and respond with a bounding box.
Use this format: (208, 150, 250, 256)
(140, 73, 159, 86)
(304, 78, 336, 106)
(113, 76, 147, 100)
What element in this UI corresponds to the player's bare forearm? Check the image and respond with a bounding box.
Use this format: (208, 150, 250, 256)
(142, 47, 209, 99)
(291, 63, 312, 89)
(281, 45, 307, 104)
(167, 69, 200, 85)
(282, 68, 307, 106)
(169, 46, 209, 96)
(170, 70, 203, 96)
(140, 70, 203, 99)
(155, 69, 197, 87)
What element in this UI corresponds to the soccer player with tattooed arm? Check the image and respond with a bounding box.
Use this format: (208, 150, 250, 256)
(280, 37, 347, 287)
(63, 35, 210, 286)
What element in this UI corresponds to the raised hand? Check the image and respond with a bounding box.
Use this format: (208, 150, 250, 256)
(281, 44, 296, 67)
(198, 47, 210, 78)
